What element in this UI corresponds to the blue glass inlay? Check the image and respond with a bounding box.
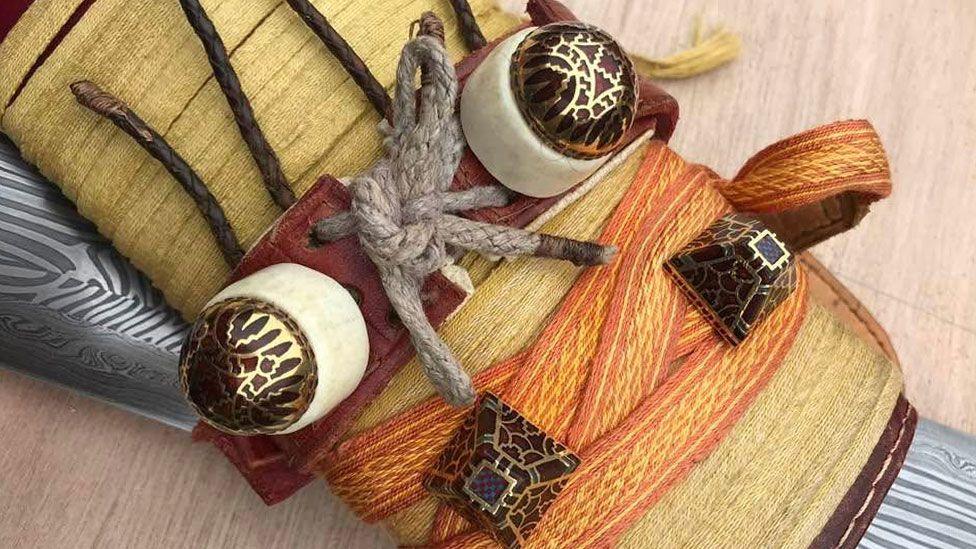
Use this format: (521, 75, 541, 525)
(755, 233, 785, 264)
(468, 466, 509, 504)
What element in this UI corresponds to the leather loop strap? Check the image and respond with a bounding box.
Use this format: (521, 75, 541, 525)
(717, 120, 891, 252)
(762, 193, 871, 252)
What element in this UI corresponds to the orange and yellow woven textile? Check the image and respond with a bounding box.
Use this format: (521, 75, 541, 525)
(316, 120, 893, 547)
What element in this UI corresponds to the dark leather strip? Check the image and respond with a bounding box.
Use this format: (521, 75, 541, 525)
(194, 175, 469, 502)
(284, 0, 392, 120)
(193, 425, 314, 506)
(449, 0, 488, 51)
(526, 0, 576, 23)
(70, 80, 244, 266)
(809, 394, 918, 549)
(180, 0, 297, 210)
(5, 0, 98, 111)
(761, 192, 871, 252)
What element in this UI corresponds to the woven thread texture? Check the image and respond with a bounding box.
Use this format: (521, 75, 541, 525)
(319, 121, 895, 547)
(0, 0, 516, 317)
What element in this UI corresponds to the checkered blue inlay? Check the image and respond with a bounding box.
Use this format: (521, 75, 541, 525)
(467, 465, 510, 505)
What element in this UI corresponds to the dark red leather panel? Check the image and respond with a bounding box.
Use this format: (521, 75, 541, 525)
(0, 0, 33, 44)
(194, 176, 469, 503)
(4, 0, 99, 111)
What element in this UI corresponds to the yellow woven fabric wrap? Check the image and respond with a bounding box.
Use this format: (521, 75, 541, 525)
(0, 0, 86, 113)
(618, 304, 903, 548)
(377, 304, 903, 546)
(0, 0, 517, 317)
(318, 136, 901, 544)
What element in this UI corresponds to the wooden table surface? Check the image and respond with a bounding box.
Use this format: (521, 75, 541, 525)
(2, 1, 974, 547)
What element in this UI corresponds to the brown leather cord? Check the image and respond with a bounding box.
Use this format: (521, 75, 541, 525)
(284, 0, 392, 120)
(414, 11, 445, 87)
(415, 11, 445, 43)
(70, 81, 244, 267)
(449, 0, 487, 51)
(178, 0, 297, 210)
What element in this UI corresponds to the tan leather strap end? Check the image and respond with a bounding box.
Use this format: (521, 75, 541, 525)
(761, 191, 871, 251)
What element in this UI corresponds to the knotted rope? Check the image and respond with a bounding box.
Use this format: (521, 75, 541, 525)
(312, 14, 615, 406)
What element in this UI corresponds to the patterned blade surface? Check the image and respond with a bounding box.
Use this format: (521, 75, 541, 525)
(0, 135, 194, 430)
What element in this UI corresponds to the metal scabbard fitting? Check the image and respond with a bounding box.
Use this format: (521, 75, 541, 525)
(510, 23, 638, 160)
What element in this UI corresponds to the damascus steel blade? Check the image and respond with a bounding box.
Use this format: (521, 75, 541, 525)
(0, 136, 194, 430)
(861, 419, 976, 548)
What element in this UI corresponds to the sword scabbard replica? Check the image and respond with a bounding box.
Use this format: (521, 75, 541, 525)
(0, 1, 917, 547)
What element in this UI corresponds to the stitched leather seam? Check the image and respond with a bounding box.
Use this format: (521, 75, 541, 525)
(833, 401, 911, 549)
(799, 256, 893, 362)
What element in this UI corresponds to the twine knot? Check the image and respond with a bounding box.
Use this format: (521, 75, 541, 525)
(348, 175, 448, 279)
(313, 17, 617, 407)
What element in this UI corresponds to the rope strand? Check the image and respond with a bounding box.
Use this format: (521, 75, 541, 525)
(178, 0, 297, 210)
(70, 80, 244, 267)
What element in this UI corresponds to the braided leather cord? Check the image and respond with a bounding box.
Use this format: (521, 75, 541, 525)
(285, 0, 392, 120)
(179, 0, 297, 210)
(450, 0, 487, 50)
(70, 81, 244, 266)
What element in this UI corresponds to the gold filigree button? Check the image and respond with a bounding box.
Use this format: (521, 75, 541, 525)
(179, 263, 369, 436)
(180, 297, 317, 435)
(510, 22, 638, 160)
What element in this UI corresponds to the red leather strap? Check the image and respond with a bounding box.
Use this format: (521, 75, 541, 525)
(0, 0, 33, 44)
(194, 176, 469, 503)
(526, 0, 576, 23)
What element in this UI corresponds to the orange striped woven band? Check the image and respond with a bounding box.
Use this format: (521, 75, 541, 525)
(317, 119, 891, 547)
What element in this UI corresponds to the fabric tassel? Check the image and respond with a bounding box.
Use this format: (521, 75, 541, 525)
(632, 18, 742, 79)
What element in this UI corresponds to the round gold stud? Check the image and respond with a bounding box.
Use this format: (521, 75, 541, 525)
(510, 22, 638, 160)
(180, 297, 317, 435)
(179, 263, 369, 436)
